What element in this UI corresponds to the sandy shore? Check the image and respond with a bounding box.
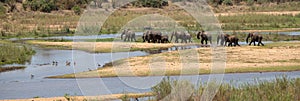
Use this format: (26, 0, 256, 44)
(46, 41, 300, 78)
(0, 92, 154, 101)
(27, 40, 200, 53)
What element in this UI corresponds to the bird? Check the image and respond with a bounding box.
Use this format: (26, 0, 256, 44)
(30, 74, 34, 79)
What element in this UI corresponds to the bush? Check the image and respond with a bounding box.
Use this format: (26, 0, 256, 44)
(72, 5, 81, 15)
(247, 0, 255, 6)
(132, 0, 168, 8)
(223, 0, 233, 6)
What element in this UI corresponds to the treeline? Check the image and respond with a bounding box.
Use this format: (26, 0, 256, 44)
(131, 0, 169, 8)
(0, 0, 170, 14)
(208, 0, 300, 6)
(0, 0, 92, 14)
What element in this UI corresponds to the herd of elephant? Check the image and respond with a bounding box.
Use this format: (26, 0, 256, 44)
(121, 29, 264, 46)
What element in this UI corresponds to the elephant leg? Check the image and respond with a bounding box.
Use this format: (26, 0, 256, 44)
(260, 41, 264, 46)
(205, 40, 208, 45)
(253, 41, 256, 46)
(201, 39, 204, 44)
(249, 41, 252, 46)
(124, 36, 127, 41)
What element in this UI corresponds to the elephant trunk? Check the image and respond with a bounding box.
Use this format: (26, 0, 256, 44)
(197, 32, 201, 39)
(121, 33, 124, 40)
(170, 32, 174, 41)
(217, 35, 220, 45)
(246, 33, 251, 43)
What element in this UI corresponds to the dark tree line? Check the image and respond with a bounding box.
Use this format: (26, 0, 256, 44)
(208, 0, 300, 6)
(131, 0, 169, 8)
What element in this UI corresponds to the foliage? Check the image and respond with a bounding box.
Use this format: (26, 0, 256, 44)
(132, 0, 168, 8)
(219, 14, 300, 30)
(72, 5, 81, 15)
(223, 0, 233, 6)
(153, 76, 300, 100)
(0, 42, 35, 65)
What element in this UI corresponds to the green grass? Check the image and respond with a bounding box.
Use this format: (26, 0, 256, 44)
(214, 2, 300, 13)
(0, 41, 35, 65)
(219, 14, 300, 30)
(152, 76, 300, 100)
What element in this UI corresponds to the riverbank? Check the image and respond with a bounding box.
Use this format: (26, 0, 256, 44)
(0, 41, 35, 65)
(0, 66, 26, 73)
(5, 75, 299, 101)
(47, 41, 300, 78)
(1, 2, 300, 38)
(0, 92, 154, 101)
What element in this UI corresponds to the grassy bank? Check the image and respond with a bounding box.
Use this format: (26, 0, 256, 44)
(0, 66, 26, 73)
(2, 2, 300, 38)
(219, 13, 300, 30)
(47, 41, 300, 78)
(0, 41, 35, 65)
(152, 76, 300, 100)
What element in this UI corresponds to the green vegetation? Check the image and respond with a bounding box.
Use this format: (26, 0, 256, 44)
(0, 2, 5, 18)
(0, 66, 26, 73)
(0, 41, 35, 65)
(219, 14, 300, 30)
(131, 0, 169, 8)
(1, 0, 300, 38)
(152, 76, 300, 100)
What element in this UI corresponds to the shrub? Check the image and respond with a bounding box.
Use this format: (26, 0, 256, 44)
(247, 0, 255, 6)
(223, 0, 233, 6)
(72, 5, 81, 15)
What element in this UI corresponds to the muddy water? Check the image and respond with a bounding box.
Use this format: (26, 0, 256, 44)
(0, 42, 299, 99)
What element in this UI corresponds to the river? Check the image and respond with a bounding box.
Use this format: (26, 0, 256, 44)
(0, 33, 300, 100)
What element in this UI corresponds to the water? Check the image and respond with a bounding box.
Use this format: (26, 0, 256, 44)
(8, 31, 300, 41)
(0, 38, 299, 99)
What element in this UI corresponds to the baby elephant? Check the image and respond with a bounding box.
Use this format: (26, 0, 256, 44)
(224, 35, 240, 47)
(161, 35, 170, 43)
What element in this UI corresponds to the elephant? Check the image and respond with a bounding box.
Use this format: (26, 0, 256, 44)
(224, 35, 240, 47)
(121, 29, 136, 42)
(217, 33, 230, 46)
(170, 31, 192, 43)
(160, 35, 170, 43)
(246, 32, 264, 46)
(197, 31, 212, 45)
(142, 30, 162, 43)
